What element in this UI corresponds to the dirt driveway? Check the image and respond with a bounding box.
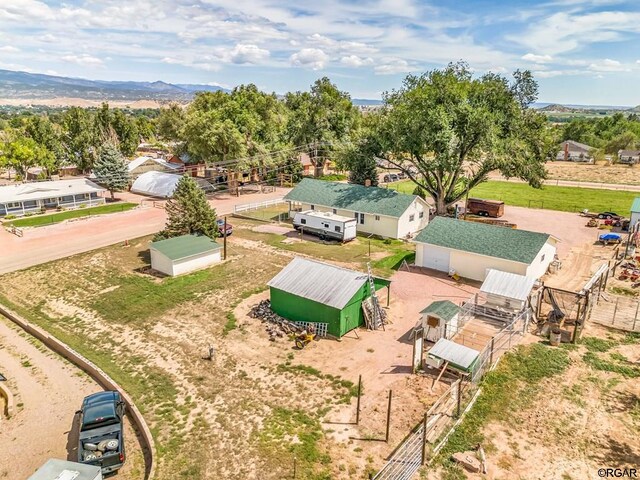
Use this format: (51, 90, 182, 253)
(0, 317, 142, 479)
(0, 188, 290, 275)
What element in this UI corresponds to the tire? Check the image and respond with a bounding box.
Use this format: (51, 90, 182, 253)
(295, 339, 305, 349)
(598, 214, 604, 219)
(606, 215, 612, 220)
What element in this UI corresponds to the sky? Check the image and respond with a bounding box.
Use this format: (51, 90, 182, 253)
(1, 0, 640, 105)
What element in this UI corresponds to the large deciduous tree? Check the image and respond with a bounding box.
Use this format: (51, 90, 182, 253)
(62, 107, 97, 171)
(369, 63, 553, 214)
(93, 141, 129, 199)
(0, 137, 55, 179)
(155, 175, 218, 240)
(285, 77, 359, 176)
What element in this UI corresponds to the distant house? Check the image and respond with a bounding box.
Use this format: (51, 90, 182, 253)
(555, 140, 594, 162)
(0, 178, 105, 217)
(127, 156, 182, 179)
(618, 150, 640, 165)
(413, 217, 557, 281)
(150, 234, 222, 276)
(299, 153, 331, 176)
(284, 178, 430, 239)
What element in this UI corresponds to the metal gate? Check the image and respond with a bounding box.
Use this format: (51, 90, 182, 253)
(372, 424, 425, 480)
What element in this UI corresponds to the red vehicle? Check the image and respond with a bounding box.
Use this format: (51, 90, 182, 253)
(216, 218, 233, 237)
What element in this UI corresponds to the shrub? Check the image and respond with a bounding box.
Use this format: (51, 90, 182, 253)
(4, 214, 16, 220)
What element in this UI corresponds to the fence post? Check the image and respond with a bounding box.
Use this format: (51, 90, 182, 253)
(456, 380, 462, 418)
(293, 456, 296, 479)
(634, 301, 639, 332)
(385, 390, 392, 443)
(612, 298, 619, 325)
(489, 337, 495, 366)
(355, 375, 362, 425)
(421, 413, 428, 465)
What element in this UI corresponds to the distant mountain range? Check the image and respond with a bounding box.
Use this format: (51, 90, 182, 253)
(0, 68, 382, 106)
(533, 102, 636, 112)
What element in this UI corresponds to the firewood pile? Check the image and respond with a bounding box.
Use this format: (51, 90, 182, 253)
(249, 300, 303, 340)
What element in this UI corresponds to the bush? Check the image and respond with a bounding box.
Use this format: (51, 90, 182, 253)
(23, 212, 34, 217)
(79, 204, 87, 208)
(4, 215, 16, 220)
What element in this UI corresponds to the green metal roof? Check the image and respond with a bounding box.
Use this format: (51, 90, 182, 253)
(283, 178, 420, 218)
(414, 217, 550, 264)
(151, 234, 221, 261)
(420, 300, 460, 321)
(631, 197, 640, 213)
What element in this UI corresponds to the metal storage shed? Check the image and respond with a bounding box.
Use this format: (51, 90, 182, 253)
(150, 234, 222, 276)
(28, 459, 102, 480)
(131, 171, 182, 198)
(426, 338, 480, 374)
(480, 269, 536, 312)
(267, 257, 391, 338)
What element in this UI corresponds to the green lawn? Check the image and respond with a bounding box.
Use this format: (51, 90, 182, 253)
(5, 202, 137, 227)
(393, 180, 638, 217)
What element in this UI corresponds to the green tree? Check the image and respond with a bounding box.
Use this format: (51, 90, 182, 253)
(111, 109, 140, 156)
(156, 175, 218, 240)
(285, 77, 359, 176)
(157, 102, 185, 141)
(367, 63, 552, 214)
(93, 142, 129, 199)
(24, 116, 64, 172)
(62, 107, 97, 171)
(0, 137, 54, 179)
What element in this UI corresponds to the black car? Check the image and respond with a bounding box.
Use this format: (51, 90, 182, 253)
(76, 391, 126, 475)
(597, 211, 621, 220)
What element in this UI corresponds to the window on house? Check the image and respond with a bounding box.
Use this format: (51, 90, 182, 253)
(6, 202, 21, 208)
(333, 209, 337, 214)
(409, 214, 415, 222)
(310, 205, 315, 210)
(375, 215, 380, 221)
(419, 211, 424, 219)
(541, 254, 545, 262)
(358, 213, 365, 224)
(300, 218, 307, 224)
(335, 226, 341, 232)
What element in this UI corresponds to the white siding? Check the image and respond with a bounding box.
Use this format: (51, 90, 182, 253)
(151, 248, 221, 277)
(450, 250, 527, 281)
(396, 198, 430, 238)
(525, 240, 556, 279)
(631, 211, 640, 230)
(418, 244, 451, 272)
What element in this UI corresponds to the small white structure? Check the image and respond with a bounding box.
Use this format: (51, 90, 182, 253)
(131, 171, 182, 198)
(418, 300, 460, 343)
(0, 178, 105, 217)
(150, 234, 222, 276)
(292, 210, 357, 241)
(414, 217, 557, 281)
(28, 459, 102, 480)
(480, 269, 536, 312)
(284, 178, 430, 239)
(127, 156, 182, 178)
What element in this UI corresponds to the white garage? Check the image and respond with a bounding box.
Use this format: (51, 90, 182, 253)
(414, 217, 557, 281)
(150, 234, 222, 276)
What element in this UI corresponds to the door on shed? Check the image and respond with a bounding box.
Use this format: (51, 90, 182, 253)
(423, 245, 450, 272)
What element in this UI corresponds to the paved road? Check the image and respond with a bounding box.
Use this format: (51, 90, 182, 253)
(0, 189, 289, 275)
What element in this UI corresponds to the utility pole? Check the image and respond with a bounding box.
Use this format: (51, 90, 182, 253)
(223, 216, 228, 260)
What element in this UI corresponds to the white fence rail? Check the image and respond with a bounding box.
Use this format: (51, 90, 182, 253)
(294, 321, 328, 338)
(233, 197, 285, 214)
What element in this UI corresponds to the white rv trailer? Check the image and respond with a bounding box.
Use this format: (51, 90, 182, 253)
(293, 210, 357, 242)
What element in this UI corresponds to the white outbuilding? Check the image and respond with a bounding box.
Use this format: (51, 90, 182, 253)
(130, 171, 182, 198)
(414, 217, 557, 281)
(479, 269, 537, 312)
(417, 300, 460, 343)
(150, 234, 222, 276)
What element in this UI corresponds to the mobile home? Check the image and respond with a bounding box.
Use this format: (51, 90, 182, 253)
(293, 210, 357, 242)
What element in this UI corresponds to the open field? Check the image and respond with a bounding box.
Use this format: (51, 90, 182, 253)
(394, 180, 638, 216)
(4, 202, 138, 228)
(0, 218, 438, 479)
(429, 325, 640, 480)
(544, 161, 640, 186)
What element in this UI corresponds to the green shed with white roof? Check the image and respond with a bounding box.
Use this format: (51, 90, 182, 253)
(630, 197, 640, 231)
(284, 178, 430, 239)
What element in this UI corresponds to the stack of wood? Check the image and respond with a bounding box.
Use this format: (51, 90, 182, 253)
(249, 300, 304, 341)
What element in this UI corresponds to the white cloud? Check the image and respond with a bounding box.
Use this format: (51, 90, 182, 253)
(588, 58, 630, 72)
(340, 55, 373, 68)
(0, 46, 20, 53)
(226, 44, 270, 64)
(522, 53, 553, 63)
(61, 54, 104, 67)
(290, 48, 329, 70)
(374, 58, 414, 75)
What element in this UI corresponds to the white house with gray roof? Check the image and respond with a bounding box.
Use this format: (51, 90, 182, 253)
(0, 178, 105, 217)
(284, 178, 430, 239)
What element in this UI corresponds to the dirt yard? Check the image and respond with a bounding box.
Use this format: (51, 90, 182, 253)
(0, 316, 144, 480)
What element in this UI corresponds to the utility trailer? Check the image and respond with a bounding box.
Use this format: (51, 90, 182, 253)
(293, 210, 357, 242)
(466, 197, 505, 218)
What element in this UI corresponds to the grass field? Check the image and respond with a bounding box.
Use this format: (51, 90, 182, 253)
(4, 202, 137, 227)
(393, 180, 638, 216)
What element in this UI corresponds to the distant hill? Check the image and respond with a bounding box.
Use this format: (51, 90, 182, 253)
(627, 105, 640, 113)
(0, 69, 229, 102)
(539, 103, 573, 113)
(0, 69, 382, 107)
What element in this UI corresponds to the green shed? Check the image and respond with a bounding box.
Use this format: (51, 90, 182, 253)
(268, 257, 391, 338)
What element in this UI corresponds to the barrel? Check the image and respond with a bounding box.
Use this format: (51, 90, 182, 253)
(549, 329, 562, 346)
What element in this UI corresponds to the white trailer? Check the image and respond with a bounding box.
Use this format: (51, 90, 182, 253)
(293, 210, 357, 242)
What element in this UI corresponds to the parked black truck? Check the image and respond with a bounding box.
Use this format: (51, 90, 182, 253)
(76, 391, 126, 475)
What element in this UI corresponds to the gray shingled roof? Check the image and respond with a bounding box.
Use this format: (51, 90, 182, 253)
(414, 217, 550, 264)
(284, 178, 419, 218)
(268, 257, 371, 309)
